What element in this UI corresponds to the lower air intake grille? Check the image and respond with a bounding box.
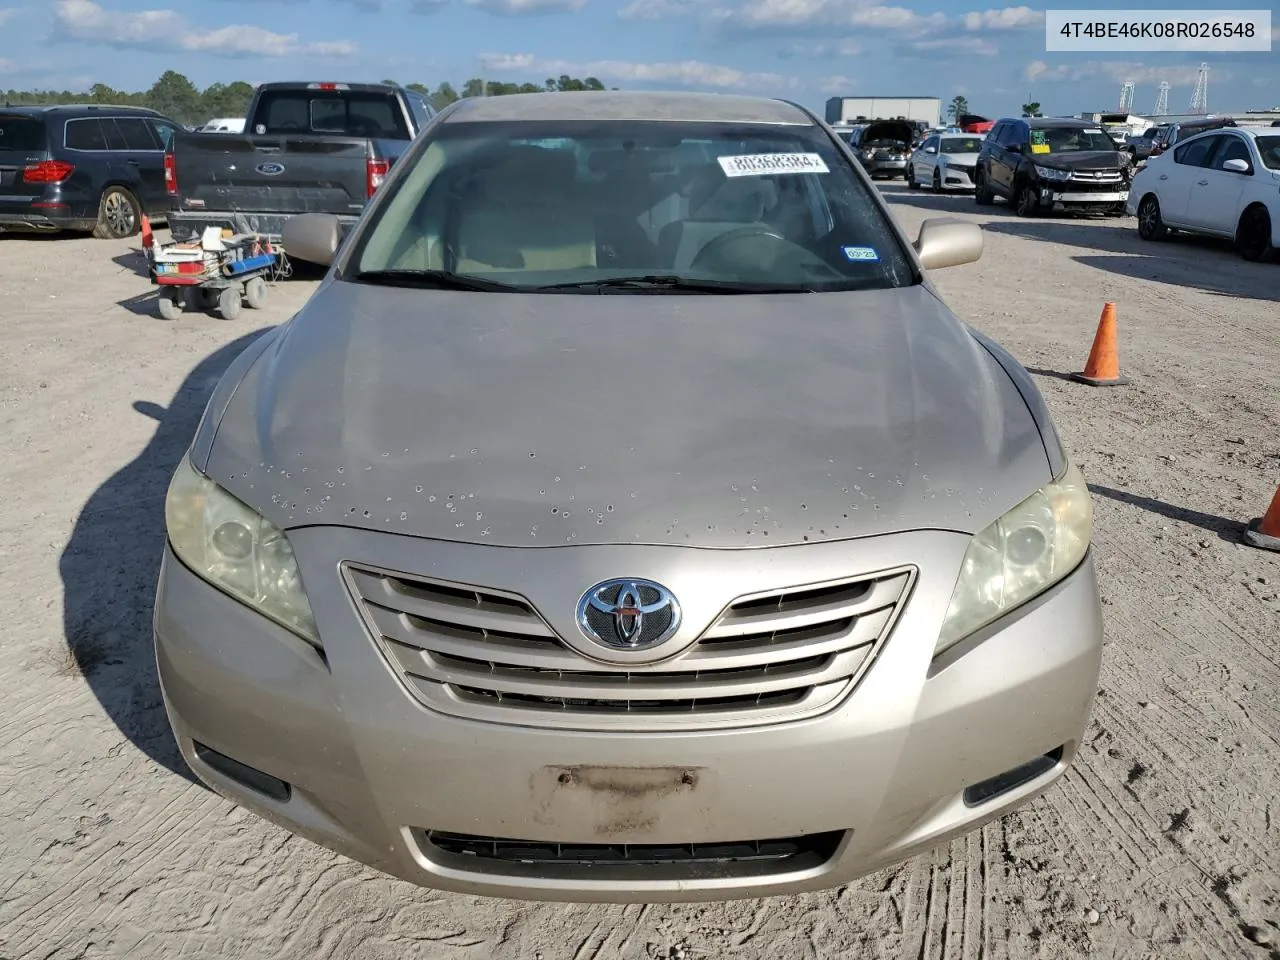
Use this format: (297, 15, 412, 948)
(345, 563, 914, 732)
(416, 829, 845, 871)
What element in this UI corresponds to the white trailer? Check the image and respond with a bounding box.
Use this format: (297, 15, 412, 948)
(825, 97, 942, 129)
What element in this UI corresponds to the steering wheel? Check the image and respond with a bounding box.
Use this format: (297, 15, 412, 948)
(690, 225, 843, 281)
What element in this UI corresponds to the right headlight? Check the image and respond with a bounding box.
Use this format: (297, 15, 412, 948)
(935, 463, 1092, 656)
(165, 453, 319, 645)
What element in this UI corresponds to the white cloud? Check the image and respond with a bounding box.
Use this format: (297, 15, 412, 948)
(819, 74, 855, 94)
(479, 52, 797, 89)
(466, 0, 587, 12)
(779, 37, 862, 58)
(0, 7, 19, 27)
(1022, 59, 1229, 86)
(618, 0, 697, 18)
(907, 35, 997, 55)
(961, 6, 1041, 30)
(53, 0, 355, 57)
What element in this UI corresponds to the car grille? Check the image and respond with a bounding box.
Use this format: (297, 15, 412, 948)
(1067, 170, 1125, 192)
(344, 563, 915, 732)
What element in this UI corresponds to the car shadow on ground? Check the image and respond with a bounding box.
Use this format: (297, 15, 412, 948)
(1088, 483, 1246, 542)
(1072, 254, 1280, 303)
(980, 218, 1234, 259)
(59, 329, 273, 783)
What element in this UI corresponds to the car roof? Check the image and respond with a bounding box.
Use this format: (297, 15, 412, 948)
(1, 104, 163, 116)
(1001, 117, 1096, 129)
(444, 91, 815, 126)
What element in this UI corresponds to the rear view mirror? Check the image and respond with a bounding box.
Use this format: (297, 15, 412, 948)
(1222, 157, 1250, 174)
(915, 218, 983, 270)
(282, 213, 342, 266)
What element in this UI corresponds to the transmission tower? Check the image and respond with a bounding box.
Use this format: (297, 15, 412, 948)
(1153, 81, 1170, 117)
(1188, 63, 1208, 114)
(1118, 80, 1135, 112)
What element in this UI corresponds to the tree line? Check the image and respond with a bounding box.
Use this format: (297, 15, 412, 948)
(2, 70, 610, 126)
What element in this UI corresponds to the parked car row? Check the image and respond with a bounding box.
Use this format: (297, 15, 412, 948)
(0, 82, 433, 241)
(886, 110, 1279, 264)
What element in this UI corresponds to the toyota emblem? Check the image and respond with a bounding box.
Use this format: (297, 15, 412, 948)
(576, 579, 681, 651)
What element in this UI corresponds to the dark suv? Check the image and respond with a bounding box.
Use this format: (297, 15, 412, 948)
(974, 117, 1131, 217)
(0, 104, 181, 238)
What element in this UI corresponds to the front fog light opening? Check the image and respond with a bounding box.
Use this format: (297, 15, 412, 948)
(962, 746, 1064, 807)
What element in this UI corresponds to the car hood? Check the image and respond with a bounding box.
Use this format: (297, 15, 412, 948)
(939, 152, 979, 164)
(202, 281, 1052, 548)
(862, 121, 915, 146)
(1032, 150, 1125, 172)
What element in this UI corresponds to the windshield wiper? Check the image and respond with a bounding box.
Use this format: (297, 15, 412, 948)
(346, 269, 520, 292)
(534, 275, 814, 294)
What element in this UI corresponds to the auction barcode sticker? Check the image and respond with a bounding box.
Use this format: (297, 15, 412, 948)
(718, 153, 830, 177)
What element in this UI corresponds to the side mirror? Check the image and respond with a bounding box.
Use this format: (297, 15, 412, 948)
(282, 213, 342, 266)
(915, 218, 983, 270)
(1222, 157, 1250, 174)
(925, 146, 937, 154)
(1007, 143, 1023, 154)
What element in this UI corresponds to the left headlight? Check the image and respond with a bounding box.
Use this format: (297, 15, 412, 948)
(935, 463, 1093, 657)
(165, 453, 320, 645)
(1034, 164, 1071, 181)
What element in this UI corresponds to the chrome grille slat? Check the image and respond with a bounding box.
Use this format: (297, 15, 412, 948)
(349, 569, 555, 638)
(368, 600, 891, 673)
(345, 562, 915, 732)
(386, 640, 868, 702)
(703, 573, 908, 639)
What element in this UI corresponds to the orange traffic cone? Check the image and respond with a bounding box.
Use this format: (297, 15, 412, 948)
(140, 213, 154, 249)
(1243, 485, 1280, 552)
(1070, 302, 1130, 386)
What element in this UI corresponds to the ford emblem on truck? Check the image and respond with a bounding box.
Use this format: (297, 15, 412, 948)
(256, 162, 286, 176)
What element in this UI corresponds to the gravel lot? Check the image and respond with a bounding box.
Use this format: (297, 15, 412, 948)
(2, 187, 1278, 960)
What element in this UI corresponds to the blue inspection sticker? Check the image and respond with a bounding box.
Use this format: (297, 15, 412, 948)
(841, 246, 879, 262)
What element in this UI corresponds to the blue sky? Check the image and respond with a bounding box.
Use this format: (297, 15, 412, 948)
(0, 0, 1276, 119)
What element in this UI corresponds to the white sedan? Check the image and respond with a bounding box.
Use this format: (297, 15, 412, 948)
(1127, 126, 1280, 261)
(906, 133, 985, 192)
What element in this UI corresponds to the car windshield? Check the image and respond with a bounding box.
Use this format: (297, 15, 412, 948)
(1030, 126, 1117, 153)
(1256, 136, 1280, 169)
(940, 137, 982, 153)
(345, 119, 915, 293)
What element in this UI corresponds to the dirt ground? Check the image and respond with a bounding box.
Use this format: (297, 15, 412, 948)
(1, 187, 1278, 960)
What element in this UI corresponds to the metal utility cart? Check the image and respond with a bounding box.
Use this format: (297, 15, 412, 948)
(148, 228, 284, 321)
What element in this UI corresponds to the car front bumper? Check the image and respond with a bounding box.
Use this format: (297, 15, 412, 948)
(863, 158, 909, 175)
(155, 527, 1104, 902)
(1038, 186, 1129, 209)
(938, 166, 976, 189)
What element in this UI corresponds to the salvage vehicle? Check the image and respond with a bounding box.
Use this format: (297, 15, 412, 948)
(1129, 126, 1279, 261)
(847, 119, 915, 178)
(156, 90, 1104, 903)
(1148, 116, 1236, 158)
(165, 81, 435, 242)
(975, 117, 1131, 217)
(0, 104, 181, 238)
(907, 132, 984, 191)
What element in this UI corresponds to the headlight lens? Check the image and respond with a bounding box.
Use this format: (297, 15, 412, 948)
(1033, 164, 1071, 181)
(165, 454, 319, 644)
(935, 463, 1092, 656)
